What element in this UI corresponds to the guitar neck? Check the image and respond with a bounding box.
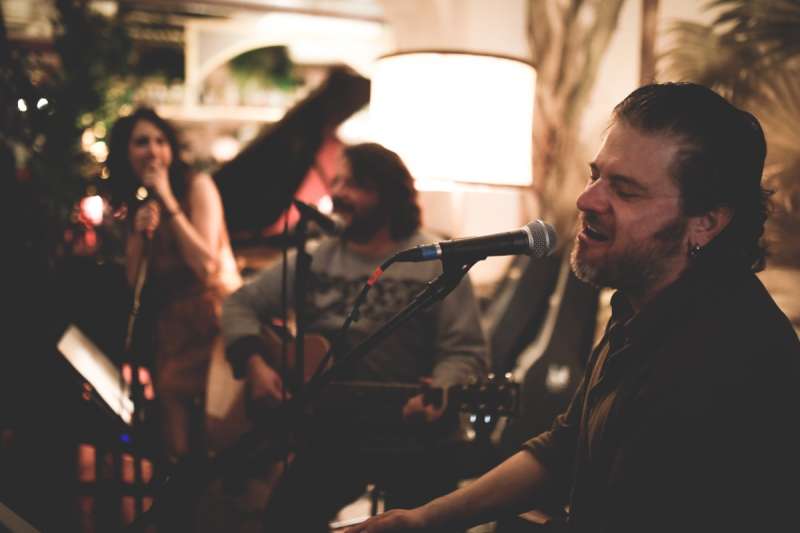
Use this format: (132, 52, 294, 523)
(328, 380, 429, 393)
(310, 376, 518, 420)
(318, 380, 446, 409)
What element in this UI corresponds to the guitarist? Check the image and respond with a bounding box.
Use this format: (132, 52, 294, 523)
(220, 142, 489, 532)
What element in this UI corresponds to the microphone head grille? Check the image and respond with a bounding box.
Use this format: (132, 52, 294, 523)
(527, 220, 558, 258)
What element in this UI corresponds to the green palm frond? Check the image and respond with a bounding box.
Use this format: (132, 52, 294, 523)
(659, 21, 763, 103)
(711, 0, 800, 67)
(751, 72, 800, 161)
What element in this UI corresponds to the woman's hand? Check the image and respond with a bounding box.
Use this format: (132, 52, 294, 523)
(133, 200, 161, 239)
(141, 161, 171, 198)
(141, 161, 181, 214)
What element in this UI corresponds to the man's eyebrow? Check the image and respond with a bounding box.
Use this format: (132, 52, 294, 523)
(589, 162, 648, 193)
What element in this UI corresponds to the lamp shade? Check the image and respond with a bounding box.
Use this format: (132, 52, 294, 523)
(370, 51, 536, 186)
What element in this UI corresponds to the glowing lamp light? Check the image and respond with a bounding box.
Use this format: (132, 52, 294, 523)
(210, 136, 241, 162)
(370, 52, 536, 186)
(89, 140, 109, 163)
(80, 195, 104, 226)
(81, 129, 96, 150)
(316, 195, 334, 215)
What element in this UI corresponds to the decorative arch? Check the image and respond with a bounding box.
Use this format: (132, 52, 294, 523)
(183, 14, 389, 108)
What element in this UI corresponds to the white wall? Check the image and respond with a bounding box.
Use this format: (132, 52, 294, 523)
(579, 0, 714, 155)
(375, 0, 535, 288)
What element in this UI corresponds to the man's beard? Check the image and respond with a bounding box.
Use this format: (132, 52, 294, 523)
(570, 214, 687, 294)
(334, 198, 389, 243)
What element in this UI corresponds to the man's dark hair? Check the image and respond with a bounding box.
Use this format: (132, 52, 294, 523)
(343, 142, 421, 240)
(613, 82, 770, 272)
(106, 107, 191, 208)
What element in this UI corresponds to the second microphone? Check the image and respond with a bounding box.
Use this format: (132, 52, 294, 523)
(393, 220, 557, 263)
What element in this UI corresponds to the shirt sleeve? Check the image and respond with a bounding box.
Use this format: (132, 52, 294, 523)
(221, 251, 296, 378)
(430, 273, 490, 388)
(522, 372, 586, 494)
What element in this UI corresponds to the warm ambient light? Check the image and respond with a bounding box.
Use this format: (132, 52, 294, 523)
(80, 195, 104, 226)
(370, 52, 536, 186)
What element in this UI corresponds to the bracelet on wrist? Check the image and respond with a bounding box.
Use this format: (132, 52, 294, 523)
(164, 207, 182, 220)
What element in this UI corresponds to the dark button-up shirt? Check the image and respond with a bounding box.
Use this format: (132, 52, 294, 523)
(524, 260, 800, 533)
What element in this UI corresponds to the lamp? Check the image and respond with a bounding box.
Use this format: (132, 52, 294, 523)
(370, 51, 536, 187)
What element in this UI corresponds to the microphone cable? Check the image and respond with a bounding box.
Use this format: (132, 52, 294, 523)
(306, 252, 401, 385)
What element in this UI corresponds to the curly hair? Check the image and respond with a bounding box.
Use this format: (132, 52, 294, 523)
(343, 142, 421, 241)
(612, 82, 771, 272)
(106, 107, 191, 209)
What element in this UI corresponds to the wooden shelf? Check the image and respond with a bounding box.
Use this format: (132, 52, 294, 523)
(155, 104, 285, 124)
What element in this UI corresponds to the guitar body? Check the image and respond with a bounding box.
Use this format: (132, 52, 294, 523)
(204, 341, 248, 454)
(204, 328, 519, 525)
(200, 338, 519, 531)
(205, 328, 331, 454)
(207, 328, 520, 455)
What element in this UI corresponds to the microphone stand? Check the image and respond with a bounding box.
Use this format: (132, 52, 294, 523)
(122, 248, 480, 532)
(274, 211, 311, 491)
(306, 257, 477, 395)
(292, 216, 310, 402)
(120, 233, 151, 522)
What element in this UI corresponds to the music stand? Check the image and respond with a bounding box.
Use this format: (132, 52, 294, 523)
(57, 324, 134, 428)
(58, 324, 153, 529)
(0, 501, 40, 533)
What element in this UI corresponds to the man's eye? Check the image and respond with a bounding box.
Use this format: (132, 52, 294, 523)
(615, 189, 637, 199)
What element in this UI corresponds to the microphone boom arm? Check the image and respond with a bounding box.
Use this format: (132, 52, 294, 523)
(306, 257, 478, 395)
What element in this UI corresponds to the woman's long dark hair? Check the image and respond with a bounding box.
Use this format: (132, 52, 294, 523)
(106, 107, 191, 209)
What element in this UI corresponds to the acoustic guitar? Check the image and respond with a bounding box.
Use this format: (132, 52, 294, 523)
(205, 326, 335, 454)
(201, 329, 518, 523)
(205, 327, 519, 454)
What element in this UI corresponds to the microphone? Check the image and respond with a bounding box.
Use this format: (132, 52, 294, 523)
(395, 220, 557, 262)
(293, 199, 345, 236)
(135, 198, 160, 240)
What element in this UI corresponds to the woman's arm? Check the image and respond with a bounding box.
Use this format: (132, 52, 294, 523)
(159, 172, 225, 281)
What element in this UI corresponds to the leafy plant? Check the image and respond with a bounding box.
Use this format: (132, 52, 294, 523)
(229, 45, 300, 91)
(526, 0, 626, 245)
(2, 0, 137, 267)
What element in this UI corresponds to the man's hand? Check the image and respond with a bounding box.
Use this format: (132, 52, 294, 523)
(344, 508, 428, 532)
(402, 377, 447, 424)
(246, 355, 290, 409)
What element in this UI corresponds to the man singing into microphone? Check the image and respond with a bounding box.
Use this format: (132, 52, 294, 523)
(346, 84, 800, 533)
(220, 142, 488, 531)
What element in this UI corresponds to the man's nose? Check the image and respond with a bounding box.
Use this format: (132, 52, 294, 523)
(576, 181, 608, 213)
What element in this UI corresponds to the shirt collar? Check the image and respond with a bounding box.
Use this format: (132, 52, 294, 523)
(610, 260, 720, 347)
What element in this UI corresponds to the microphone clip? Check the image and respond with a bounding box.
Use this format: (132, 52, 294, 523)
(293, 199, 344, 237)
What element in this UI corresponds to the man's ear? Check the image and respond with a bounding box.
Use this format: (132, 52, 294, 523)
(688, 206, 734, 247)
